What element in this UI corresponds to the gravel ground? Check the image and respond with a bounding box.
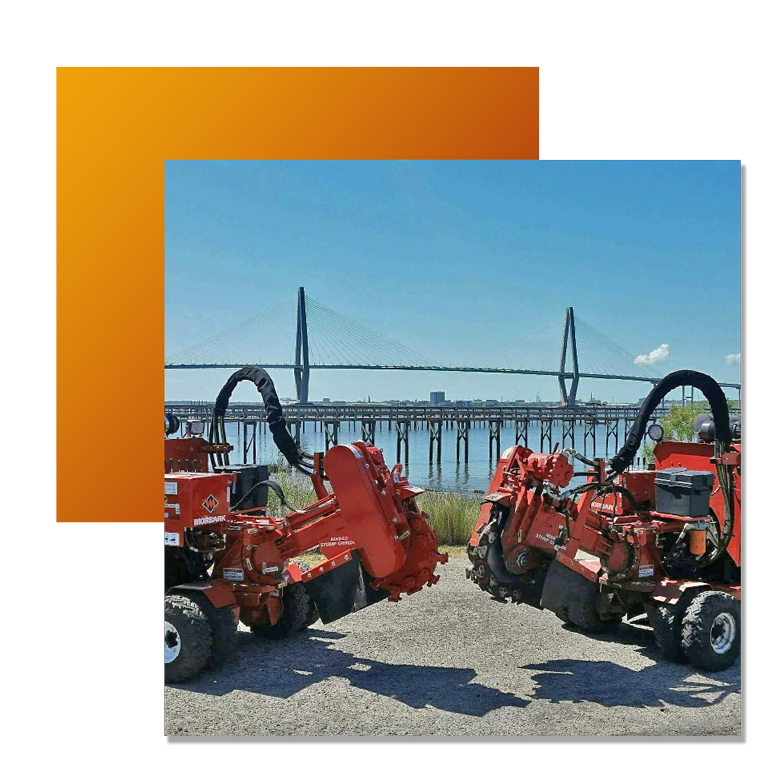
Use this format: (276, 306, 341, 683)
(165, 551, 741, 738)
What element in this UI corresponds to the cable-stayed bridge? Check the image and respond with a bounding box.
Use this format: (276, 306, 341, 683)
(165, 288, 741, 404)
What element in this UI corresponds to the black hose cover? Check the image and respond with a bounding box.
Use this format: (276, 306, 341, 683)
(610, 369, 731, 474)
(164, 413, 181, 436)
(213, 366, 301, 466)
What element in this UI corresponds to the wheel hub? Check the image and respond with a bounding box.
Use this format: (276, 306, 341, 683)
(165, 621, 181, 663)
(709, 611, 736, 654)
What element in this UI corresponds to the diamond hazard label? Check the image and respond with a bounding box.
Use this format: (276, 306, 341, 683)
(201, 494, 220, 513)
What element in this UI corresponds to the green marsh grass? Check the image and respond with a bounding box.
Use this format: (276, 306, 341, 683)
(264, 460, 481, 546)
(417, 491, 481, 546)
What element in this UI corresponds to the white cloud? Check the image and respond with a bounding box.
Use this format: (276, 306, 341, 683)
(725, 353, 741, 365)
(634, 343, 670, 366)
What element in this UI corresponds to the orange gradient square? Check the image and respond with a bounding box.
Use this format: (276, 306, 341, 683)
(57, 67, 539, 521)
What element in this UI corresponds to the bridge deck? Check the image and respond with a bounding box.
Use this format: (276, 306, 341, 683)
(164, 402, 675, 422)
(164, 363, 741, 390)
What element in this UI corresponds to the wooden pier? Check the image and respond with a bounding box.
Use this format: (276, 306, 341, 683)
(165, 400, 706, 466)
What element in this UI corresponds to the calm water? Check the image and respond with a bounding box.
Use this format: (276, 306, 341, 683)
(209, 419, 633, 493)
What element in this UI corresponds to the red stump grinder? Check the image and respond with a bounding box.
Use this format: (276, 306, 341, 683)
(467, 370, 741, 671)
(164, 367, 447, 682)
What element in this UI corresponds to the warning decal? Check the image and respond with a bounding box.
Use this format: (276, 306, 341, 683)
(223, 568, 245, 582)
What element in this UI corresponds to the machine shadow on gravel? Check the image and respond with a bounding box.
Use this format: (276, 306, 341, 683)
(168, 630, 529, 717)
(564, 615, 741, 662)
(522, 657, 740, 709)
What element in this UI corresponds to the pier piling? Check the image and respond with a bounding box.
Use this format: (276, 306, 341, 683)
(395, 419, 410, 464)
(540, 417, 553, 453)
(456, 418, 470, 463)
(323, 420, 340, 451)
(488, 418, 502, 461)
(427, 419, 443, 464)
(361, 419, 376, 446)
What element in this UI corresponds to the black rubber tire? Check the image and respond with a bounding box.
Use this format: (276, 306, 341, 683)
(294, 561, 319, 629)
(165, 557, 174, 591)
(681, 590, 741, 672)
(646, 600, 687, 662)
(165, 551, 191, 591)
(165, 594, 212, 683)
(251, 582, 315, 639)
(184, 592, 239, 670)
(645, 589, 699, 663)
(553, 606, 570, 624)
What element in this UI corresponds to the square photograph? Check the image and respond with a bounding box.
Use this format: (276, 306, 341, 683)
(163, 160, 741, 737)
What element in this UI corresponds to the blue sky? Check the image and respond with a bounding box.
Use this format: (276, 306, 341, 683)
(165, 160, 741, 403)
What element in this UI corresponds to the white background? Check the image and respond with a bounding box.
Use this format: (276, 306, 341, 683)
(2, 0, 761, 761)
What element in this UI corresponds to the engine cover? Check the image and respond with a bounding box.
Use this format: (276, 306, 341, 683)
(164, 472, 233, 545)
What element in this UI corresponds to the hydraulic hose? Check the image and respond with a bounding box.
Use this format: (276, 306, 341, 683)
(705, 440, 735, 567)
(610, 369, 732, 474)
(164, 413, 181, 436)
(608, 369, 735, 568)
(211, 366, 315, 474)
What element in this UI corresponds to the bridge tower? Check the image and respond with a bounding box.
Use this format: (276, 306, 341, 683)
(294, 286, 310, 403)
(558, 307, 580, 407)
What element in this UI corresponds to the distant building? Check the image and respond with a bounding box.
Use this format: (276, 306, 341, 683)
(430, 391, 446, 405)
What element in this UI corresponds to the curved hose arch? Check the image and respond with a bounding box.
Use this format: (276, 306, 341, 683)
(210, 366, 315, 473)
(610, 369, 731, 474)
(609, 369, 735, 569)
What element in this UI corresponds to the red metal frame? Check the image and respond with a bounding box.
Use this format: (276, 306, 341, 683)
(165, 435, 447, 627)
(469, 442, 740, 606)
(654, 441, 741, 566)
